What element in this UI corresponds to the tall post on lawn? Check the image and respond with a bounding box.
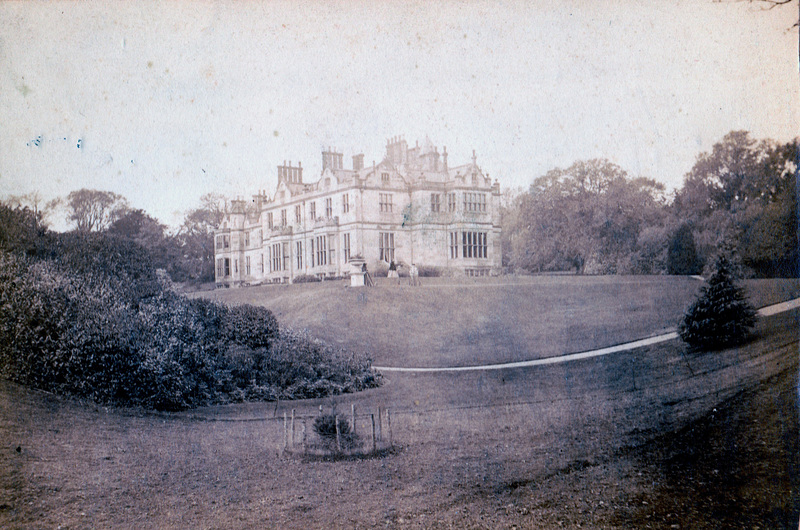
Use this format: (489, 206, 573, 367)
(283, 412, 288, 451)
(371, 413, 376, 452)
(290, 409, 295, 449)
(335, 414, 341, 452)
(387, 409, 392, 446)
(302, 419, 307, 455)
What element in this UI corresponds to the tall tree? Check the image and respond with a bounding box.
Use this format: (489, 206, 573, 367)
(675, 132, 797, 276)
(173, 193, 229, 282)
(507, 159, 666, 274)
(65, 189, 128, 233)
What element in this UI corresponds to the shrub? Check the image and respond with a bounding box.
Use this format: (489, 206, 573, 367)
(678, 254, 757, 350)
(293, 274, 321, 283)
(222, 304, 279, 349)
(0, 248, 381, 411)
(417, 265, 442, 277)
(313, 412, 360, 449)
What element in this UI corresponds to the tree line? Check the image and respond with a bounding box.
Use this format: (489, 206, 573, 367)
(502, 130, 797, 278)
(4, 129, 796, 283)
(1, 190, 229, 284)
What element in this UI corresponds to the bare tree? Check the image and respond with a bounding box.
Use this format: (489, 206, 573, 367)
(2, 191, 59, 229)
(65, 189, 128, 232)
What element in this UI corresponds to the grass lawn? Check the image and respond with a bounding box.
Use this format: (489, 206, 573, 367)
(199, 275, 799, 368)
(0, 307, 796, 528)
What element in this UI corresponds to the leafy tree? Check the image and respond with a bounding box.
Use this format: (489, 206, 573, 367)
(173, 193, 229, 282)
(505, 159, 666, 274)
(678, 254, 757, 350)
(674, 132, 797, 277)
(65, 189, 128, 232)
(667, 223, 703, 275)
(0, 203, 52, 257)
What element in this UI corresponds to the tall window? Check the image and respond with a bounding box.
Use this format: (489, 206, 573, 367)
(328, 234, 335, 265)
(271, 243, 282, 271)
(379, 232, 395, 262)
(244, 232, 250, 248)
(295, 205, 301, 223)
(296, 241, 303, 269)
(463, 193, 487, 212)
(216, 235, 230, 249)
(461, 231, 487, 258)
(281, 209, 287, 226)
(258, 229, 263, 244)
(315, 235, 327, 266)
(245, 256, 251, 275)
(310, 202, 316, 220)
(431, 193, 440, 213)
(224, 258, 230, 276)
(379, 193, 393, 213)
(216, 258, 224, 278)
(267, 212, 274, 229)
(342, 193, 350, 214)
(282, 242, 290, 271)
(325, 198, 332, 218)
(449, 232, 459, 259)
(343, 233, 351, 263)
(381, 172, 390, 185)
(310, 239, 315, 267)
(260, 253, 264, 273)
(234, 259, 238, 273)
(447, 193, 456, 212)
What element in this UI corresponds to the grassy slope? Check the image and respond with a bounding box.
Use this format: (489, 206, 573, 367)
(1, 276, 798, 528)
(200, 276, 799, 368)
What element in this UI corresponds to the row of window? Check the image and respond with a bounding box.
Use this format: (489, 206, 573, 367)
(217, 192, 489, 248)
(218, 233, 354, 277)
(449, 231, 488, 259)
(217, 230, 488, 279)
(265, 194, 352, 229)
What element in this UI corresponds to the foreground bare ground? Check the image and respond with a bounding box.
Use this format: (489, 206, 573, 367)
(0, 297, 797, 528)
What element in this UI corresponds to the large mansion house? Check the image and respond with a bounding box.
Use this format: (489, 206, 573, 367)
(214, 136, 501, 287)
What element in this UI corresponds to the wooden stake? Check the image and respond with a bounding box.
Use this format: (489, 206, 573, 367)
(371, 413, 376, 452)
(387, 408, 393, 446)
(290, 409, 295, 449)
(283, 412, 288, 451)
(335, 414, 341, 453)
(302, 419, 307, 455)
(377, 406, 383, 442)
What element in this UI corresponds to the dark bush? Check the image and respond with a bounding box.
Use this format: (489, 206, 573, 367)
(667, 223, 703, 275)
(292, 274, 321, 283)
(222, 304, 279, 349)
(0, 248, 380, 411)
(678, 255, 757, 350)
(417, 265, 443, 277)
(313, 412, 359, 449)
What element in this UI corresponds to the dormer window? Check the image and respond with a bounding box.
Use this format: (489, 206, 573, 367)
(381, 172, 390, 185)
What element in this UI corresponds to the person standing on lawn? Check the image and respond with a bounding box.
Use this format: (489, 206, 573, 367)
(388, 260, 400, 284)
(409, 263, 420, 286)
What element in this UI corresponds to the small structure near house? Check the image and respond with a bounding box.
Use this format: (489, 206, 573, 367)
(349, 256, 366, 287)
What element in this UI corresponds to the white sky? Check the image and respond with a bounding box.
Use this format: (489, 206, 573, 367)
(1, 0, 798, 230)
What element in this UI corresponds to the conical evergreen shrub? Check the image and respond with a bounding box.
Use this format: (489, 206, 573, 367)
(678, 255, 757, 350)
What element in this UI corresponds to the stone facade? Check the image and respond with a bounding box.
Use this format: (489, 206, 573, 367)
(214, 136, 501, 287)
